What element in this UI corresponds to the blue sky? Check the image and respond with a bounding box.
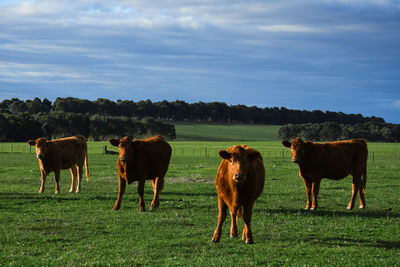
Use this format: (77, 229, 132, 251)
(0, 0, 399, 123)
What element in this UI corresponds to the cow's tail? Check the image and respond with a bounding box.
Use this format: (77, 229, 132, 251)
(85, 150, 90, 181)
(360, 139, 368, 193)
(361, 164, 367, 193)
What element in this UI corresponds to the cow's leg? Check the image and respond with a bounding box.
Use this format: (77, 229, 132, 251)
(303, 178, 312, 210)
(212, 196, 227, 243)
(311, 179, 320, 210)
(113, 176, 126, 210)
(75, 164, 83, 193)
(54, 169, 60, 194)
(138, 179, 146, 212)
(69, 165, 77, 193)
(242, 204, 254, 244)
(150, 177, 163, 210)
(348, 175, 361, 210)
(39, 169, 47, 193)
(229, 206, 239, 238)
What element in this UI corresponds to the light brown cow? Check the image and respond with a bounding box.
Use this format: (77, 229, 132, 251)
(109, 135, 172, 211)
(28, 135, 89, 194)
(282, 137, 368, 210)
(211, 145, 265, 244)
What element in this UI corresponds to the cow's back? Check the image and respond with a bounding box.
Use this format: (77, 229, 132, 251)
(243, 146, 265, 200)
(138, 136, 172, 178)
(306, 139, 367, 180)
(53, 136, 87, 168)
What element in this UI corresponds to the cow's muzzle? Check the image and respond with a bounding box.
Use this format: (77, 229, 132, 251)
(292, 158, 299, 163)
(37, 154, 44, 160)
(120, 155, 127, 163)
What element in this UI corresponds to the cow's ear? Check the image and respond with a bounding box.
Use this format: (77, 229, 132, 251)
(249, 151, 261, 162)
(282, 140, 291, 148)
(109, 138, 120, 147)
(218, 150, 231, 160)
(27, 140, 36, 146)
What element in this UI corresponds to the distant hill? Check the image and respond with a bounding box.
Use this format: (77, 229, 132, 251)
(174, 123, 281, 141)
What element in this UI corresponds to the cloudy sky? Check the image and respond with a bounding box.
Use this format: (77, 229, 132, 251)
(0, 0, 399, 123)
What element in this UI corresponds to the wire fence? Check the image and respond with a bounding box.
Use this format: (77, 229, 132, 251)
(4, 142, 398, 163)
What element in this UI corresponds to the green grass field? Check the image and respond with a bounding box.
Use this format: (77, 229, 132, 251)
(1, 125, 400, 266)
(174, 123, 282, 141)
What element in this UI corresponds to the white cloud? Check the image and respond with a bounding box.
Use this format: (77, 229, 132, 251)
(258, 24, 324, 33)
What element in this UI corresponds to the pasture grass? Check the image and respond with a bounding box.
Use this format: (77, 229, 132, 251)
(174, 123, 281, 141)
(0, 141, 399, 266)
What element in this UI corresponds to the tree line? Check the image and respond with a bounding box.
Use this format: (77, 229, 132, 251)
(1, 97, 384, 125)
(278, 122, 400, 142)
(0, 111, 175, 142)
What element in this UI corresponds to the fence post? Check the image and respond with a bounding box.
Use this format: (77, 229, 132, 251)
(103, 145, 107, 154)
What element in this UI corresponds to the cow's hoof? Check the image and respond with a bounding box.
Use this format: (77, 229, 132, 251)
(211, 239, 220, 243)
(55, 191, 59, 194)
(359, 205, 365, 209)
(246, 240, 254, 244)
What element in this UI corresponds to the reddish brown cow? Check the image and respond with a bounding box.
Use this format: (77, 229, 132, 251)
(282, 137, 368, 210)
(28, 135, 89, 194)
(109, 135, 172, 211)
(211, 145, 265, 244)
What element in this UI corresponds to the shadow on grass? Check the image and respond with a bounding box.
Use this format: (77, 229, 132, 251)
(259, 207, 400, 219)
(0, 192, 84, 201)
(298, 236, 400, 250)
(163, 191, 216, 198)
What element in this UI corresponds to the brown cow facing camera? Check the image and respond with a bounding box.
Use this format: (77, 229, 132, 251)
(282, 137, 368, 210)
(212, 145, 265, 244)
(109, 135, 172, 211)
(28, 135, 90, 194)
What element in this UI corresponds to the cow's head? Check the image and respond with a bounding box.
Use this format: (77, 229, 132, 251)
(109, 136, 143, 165)
(218, 145, 261, 183)
(282, 137, 305, 163)
(27, 137, 48, 160)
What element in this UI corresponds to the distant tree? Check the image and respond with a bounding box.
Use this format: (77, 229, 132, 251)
(320, 122, 341, 141)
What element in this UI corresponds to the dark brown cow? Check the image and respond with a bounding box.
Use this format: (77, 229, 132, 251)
(211, 145, 265, 244)
(282, 137, 368, 210)
(109, 135, 172, 211)
(28, 135, 89, 194)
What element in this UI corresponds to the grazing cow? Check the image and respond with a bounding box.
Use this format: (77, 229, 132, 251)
(109, 135, 172, 211)
(28, 135, 90, 194)
(282, 137, 368, 210)
(211, 145, 265, 244)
